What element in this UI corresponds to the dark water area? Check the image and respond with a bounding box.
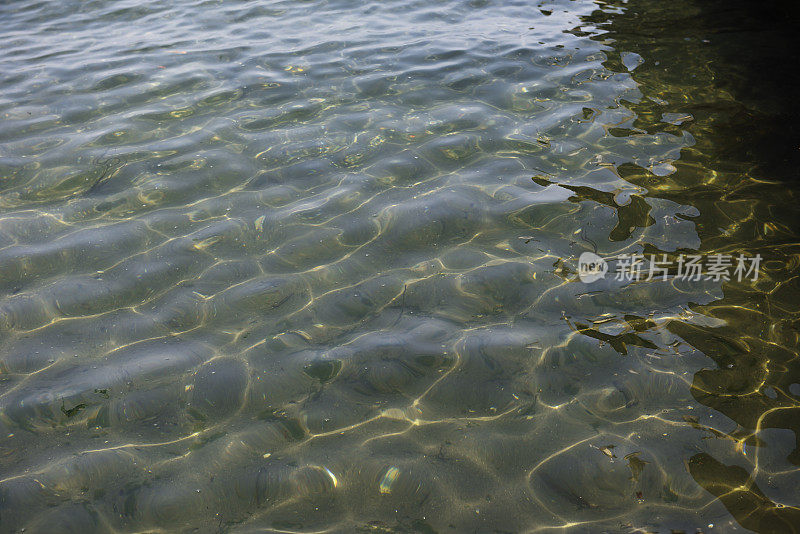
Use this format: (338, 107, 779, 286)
(599, 0, 800, 181)
(593, 1, 800, 532)
(708, 0, 800, 180)
(0, 0, 799, 532)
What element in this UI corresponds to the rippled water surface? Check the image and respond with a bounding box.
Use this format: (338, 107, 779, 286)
(1, 0, 799, 532)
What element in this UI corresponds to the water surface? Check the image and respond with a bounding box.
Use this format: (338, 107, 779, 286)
(1, 0, 799, 532)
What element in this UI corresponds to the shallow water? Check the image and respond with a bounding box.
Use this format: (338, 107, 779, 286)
(1, 0, 799, 532)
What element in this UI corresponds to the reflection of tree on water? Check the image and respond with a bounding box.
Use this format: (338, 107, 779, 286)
(678, 321, 800, 532)
(687, 452, 800, 532)
(588, 0, 800, 529)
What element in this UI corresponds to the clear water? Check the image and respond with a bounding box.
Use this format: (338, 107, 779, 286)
(1, 0, 798, 532)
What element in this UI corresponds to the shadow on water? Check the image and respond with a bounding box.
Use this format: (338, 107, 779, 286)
(588, 0, 800, 530)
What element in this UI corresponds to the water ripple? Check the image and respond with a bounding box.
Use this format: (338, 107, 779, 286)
(1, 0, 794, 532)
